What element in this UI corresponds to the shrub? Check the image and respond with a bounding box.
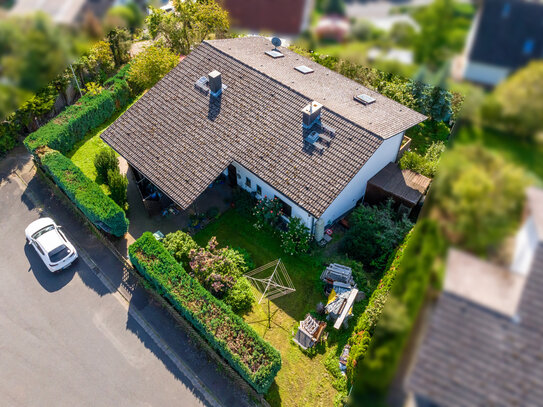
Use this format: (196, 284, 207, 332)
(39, 149, 129, 236)
(253, 196, 283, 230)
(129, 232, 281, 393)
(232, 187, 255, 216)
(342, 200, 413, 271)
(94, 148, 118, 181)
(126, 45, 179, 94)
(107, 169, 128, 208)
(162, 230, 199, 267)
(234, 246, 255, 271)
(85, 82, 103, 96)
(349, 220, 446, 399)
(224, 277, 255, 313)
(431, 144, 530, 254)
(346, 228, 413, 380)
(281, 217, 310, 255)
(399, 141, 446, 177)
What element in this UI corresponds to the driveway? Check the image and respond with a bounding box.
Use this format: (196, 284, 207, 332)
(0, 148, 255, 407)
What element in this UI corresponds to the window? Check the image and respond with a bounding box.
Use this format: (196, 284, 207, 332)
(256, 185, 262, 196)
(523, 39, 535, 55)
(245, 177, 252, 188)
(274, 196, 292, 217)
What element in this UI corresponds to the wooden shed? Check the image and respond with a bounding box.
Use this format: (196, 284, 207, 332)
(365, 162, 431, 211)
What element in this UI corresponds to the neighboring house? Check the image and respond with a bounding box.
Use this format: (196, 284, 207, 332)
(156, 0, 312, 35)
(462, 0, 543, 87)
(9, 0, 113, 25)
(101, 36, 425, 234)
(406, 187, 543, 406)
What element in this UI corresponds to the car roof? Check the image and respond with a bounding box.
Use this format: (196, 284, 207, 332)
(36, 229, 64, 254)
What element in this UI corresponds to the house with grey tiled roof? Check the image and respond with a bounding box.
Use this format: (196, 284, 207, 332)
(101, 36, 426, 234)
(405, 187, 543, 406)
(461, 0, 543, 86)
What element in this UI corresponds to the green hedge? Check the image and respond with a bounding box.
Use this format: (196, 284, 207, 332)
(129, 232, 281, 394)
(40, 149, 129, 237)
(348, 219, 446, 398)
(24, 67, 131, 154)
(346, 228, 414, 377)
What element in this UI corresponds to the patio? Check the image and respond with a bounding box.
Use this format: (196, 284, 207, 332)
(115, 160, 233, 256)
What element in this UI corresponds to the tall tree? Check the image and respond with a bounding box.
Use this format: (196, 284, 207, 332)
(146, 0, 229, 55)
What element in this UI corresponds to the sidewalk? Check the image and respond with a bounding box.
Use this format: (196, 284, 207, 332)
(1, 146, 259, 407)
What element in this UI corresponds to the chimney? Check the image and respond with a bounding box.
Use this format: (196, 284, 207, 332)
(208, 70, 222, 96)
(302, 101, 323, 128)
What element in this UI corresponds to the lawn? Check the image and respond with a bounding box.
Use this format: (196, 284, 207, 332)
(66, 94, 142, 194)
(194, 210, 373, 407)
(454, 124, 543, 182)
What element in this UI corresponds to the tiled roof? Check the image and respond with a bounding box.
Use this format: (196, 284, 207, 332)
(468, 0, 543, 70)
(208, 37, 426, 140)
(219, 0, 308, 34)
(101, 37, 425, 218)
(406, 244, 543, 406)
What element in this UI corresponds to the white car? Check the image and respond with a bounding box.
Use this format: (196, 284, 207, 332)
(25, 218, 78, 272)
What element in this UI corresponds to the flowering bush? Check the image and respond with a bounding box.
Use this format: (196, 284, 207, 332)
(281, 217, 310, 255)
(253, 196, 283, 230)
(188, 237, 254, 306)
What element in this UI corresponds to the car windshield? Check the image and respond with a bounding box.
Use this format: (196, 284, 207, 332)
(48, 245, 71, 263)
(32, 225, 55, 239)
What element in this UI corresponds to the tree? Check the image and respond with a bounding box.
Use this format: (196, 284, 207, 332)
(492, 61, 543, 139)
(106, 28, 132, 67)
(324, 0, 346, 16)
(431, 145, 531, 254)
(342, 200, 413, 270)
(94, 148, 118, 182)
(126, 45, 179, 93)
(107, 169, 128, 208)
(413, 0, 455, 69)
(146, 0, 229, 55)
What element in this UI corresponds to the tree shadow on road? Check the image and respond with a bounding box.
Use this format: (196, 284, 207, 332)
(125, 300, 225, 407)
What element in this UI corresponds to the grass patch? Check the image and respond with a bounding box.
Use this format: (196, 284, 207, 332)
(194, 210, 378, 407)
(66, 94, 142, 194)
(454, 124, 543, 181)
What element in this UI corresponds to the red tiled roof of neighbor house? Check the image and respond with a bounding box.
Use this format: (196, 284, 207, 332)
(101, 37, 426, 218)
(219, 0, 308, 34)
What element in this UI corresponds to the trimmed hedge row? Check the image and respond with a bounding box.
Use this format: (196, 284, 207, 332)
(40, 149, 129, 237)
(350, 219, 446, 395)
(129, 232, 281, 394)
(346, 228, 414, 378)
(24, 67, 131, 154)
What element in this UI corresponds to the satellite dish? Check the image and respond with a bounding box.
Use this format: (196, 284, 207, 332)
(271, 37, 282, 49)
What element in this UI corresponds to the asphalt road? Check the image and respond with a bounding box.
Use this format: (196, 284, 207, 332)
(0, 171, 208, 405)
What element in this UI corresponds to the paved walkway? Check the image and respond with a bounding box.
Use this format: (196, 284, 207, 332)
(0, 146, 257, 407)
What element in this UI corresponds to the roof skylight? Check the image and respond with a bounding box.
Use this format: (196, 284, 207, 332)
(265, 50, 284, 58)
(354, 94, 376, 105)
(295, 65, 314, 74)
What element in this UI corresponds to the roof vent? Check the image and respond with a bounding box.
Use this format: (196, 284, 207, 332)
(195, 76, 209, 95)
(302, 101, 323, 129)
(265, 50, 284, 59)
(354, 94, 376, 105)
(295, 65, 314, 74)
(306, 131, 320, 144)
